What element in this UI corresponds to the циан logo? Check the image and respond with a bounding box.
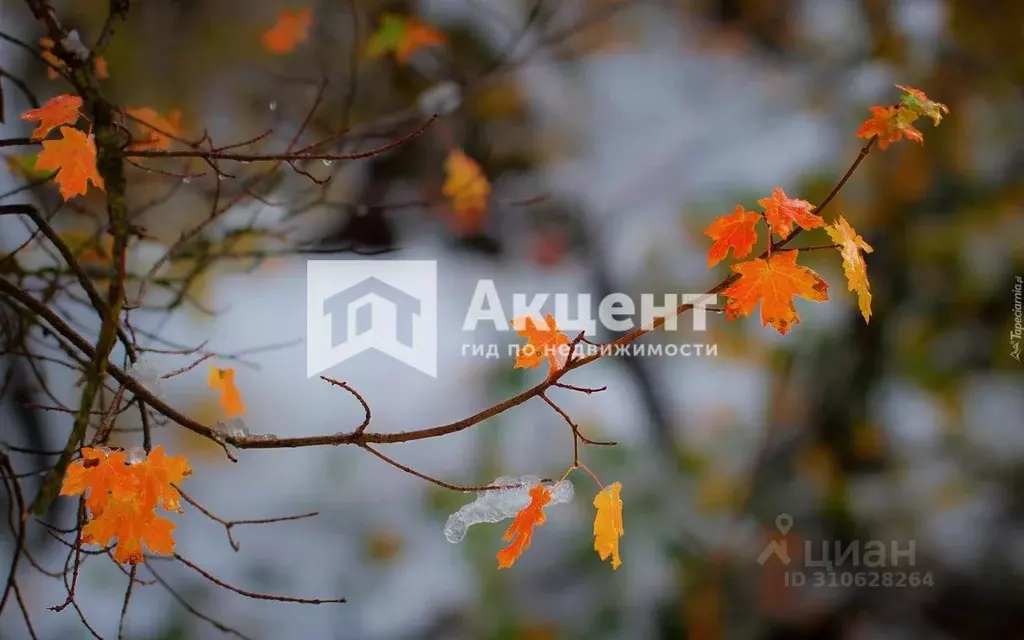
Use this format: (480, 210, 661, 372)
(306, 260, 437, 377)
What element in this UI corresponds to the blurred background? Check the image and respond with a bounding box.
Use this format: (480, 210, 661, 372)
(1, 0, 1023, 638)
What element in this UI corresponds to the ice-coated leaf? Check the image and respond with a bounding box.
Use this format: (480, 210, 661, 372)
(443, 475, 573, 543)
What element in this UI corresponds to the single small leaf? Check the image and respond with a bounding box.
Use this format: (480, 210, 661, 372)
(721, 250, 830, 335)
(856, 105, 922, 150)
(593, 482, 624, 570)
(704, 205, 760, 267)
(262, 7, 313, 55)
(826, 216, 874, 323)
(756, 187, 823, 238)
(207, 366, 246, 418)
(94, 56, 109, 79)
(497, 484, 551, 569)
(442, 149, 490, 235)
(512, 313, 572, 375)
(367, 14, 445, 65)
(20, 94, 83, 140)
(33, 126, 105, 201)
(895, 84, 948, 126)
(124, 107, 183, 151)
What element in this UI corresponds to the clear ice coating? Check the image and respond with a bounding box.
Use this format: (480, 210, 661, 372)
(125, 446, 147, 465)
(127, 358, 162, 395)
(443, 475, 574, 543)
(217, 418, 249, 439)
(418, 81, 462, 116)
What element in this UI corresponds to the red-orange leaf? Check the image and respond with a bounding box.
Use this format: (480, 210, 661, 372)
(721, 250, 830, 335)
(856, 105, 922, 150)
(497, 484, 551, 569)
(757, 187, 823, 238)
(20, 94, 83, 140)
(262, 7, 313, 54)
(124, 107, 183, 151)
(512, 313, 572, 375)
(704, 205, 760, 267)
(33, 126, 105, 201)
(208, 366, 246, 418)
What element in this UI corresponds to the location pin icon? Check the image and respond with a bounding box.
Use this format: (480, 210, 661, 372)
(775, 513, 793, 535)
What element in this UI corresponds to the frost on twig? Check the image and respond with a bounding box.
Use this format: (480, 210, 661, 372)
(443, 475, 574, 543)
(127, 357, 163, 395)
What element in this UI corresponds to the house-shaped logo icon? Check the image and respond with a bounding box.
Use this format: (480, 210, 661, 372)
(322, 277, 421, 349)
(306, 260, 437, 377)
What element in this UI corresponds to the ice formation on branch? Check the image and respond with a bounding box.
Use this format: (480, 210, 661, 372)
(444, 475, 574, 543)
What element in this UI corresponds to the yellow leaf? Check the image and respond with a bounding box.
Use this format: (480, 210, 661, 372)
(826, 216, 874, 323)
(593, 481, 623, 569)
(442, 149, 490, 235)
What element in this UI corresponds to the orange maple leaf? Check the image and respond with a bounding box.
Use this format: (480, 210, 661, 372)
(442, 150, 490, 235)
(124, 107, 183, 151)
(826, 216, 874, 323)
(262, 7, 313, 55)
(82, 493, 177, 564)
(756, 187, 824, 238)
(33, 126, 105, 201)
(208, 366, 246, 418)
(721, 250, 830, 335)
(856, 105, 922, 150)
(130, 445, 192, 512)
(20, 94, 83, 140)
(512, 313, 572, 375)
(60, 447, 133, 517)
(704, 205, 760, 267)
(497, 484, 551, 569)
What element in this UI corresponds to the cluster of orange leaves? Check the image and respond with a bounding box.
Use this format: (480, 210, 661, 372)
(39, 37, 109, 80)
(704, 85, 946, 331)
(18, 94, 183, 201)
(497, 85, 945, 570)
(498, 317, 624, 569)
(59, 446, 191, 564)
